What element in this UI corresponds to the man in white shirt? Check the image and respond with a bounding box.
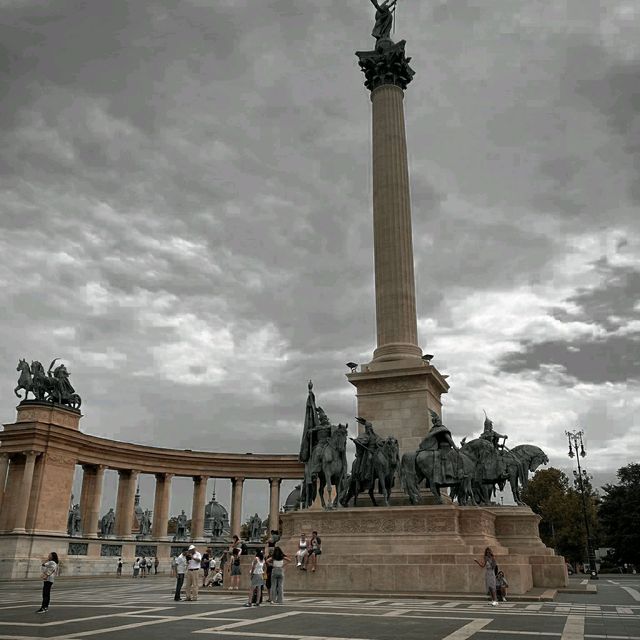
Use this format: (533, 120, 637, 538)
(174, 551, 187, 601)
(185, 545, 202, 601)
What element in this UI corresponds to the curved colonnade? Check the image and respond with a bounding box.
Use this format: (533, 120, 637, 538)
(0, 402, 303, 544)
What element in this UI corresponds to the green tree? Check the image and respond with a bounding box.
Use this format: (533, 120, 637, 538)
(599, 463, 640, 567)
(522, 467, 598, 564)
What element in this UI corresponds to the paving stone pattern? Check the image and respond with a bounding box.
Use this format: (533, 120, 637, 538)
(0, 576, 639, 640)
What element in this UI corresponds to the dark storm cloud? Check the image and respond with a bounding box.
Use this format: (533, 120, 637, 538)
(1, 0, 639, 516)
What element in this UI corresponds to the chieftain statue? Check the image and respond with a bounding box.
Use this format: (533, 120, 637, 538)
(14, 357, 81, 409)
(401, 410, 550, 506)
(298, 381, 348, 509)
(340, 417, 400, 507)
(248, 513, 262, 541)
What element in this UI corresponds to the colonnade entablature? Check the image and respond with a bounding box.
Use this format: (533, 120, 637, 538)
(0, 402, 303, 541)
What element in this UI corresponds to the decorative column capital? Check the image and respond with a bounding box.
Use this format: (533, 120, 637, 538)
(155, 472, 174, 481)
(269, 477, 282, 486)
(232, 476, 245, 485)
(192, 475, 207, 483)
(22, 450, 38, 460)
(356, 39, 415, 92)
(118, 469, 139, 478)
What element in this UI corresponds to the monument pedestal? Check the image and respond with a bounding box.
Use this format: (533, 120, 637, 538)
(347, 360, 449, 455)
(279, 505, 567, 595)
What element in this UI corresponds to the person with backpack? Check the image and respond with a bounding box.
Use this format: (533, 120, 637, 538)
(133, 558, 140, 578)
(116, 558, 123, 577)
(140, 557, 147, 577)
(243, 550, 265, 607)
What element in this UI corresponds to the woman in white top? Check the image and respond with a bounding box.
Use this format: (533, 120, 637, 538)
(296, 533, 308, 569)
(36, 552, 58, 613)
(268, 545, 291, 604)
(244, 550, 265, 607)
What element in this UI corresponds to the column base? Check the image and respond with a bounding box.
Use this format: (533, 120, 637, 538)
(372, 342, 422, 363)
(11, 528, 26, 534)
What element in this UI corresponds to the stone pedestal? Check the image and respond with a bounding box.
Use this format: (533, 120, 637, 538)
(280, 505, 567, 595)
(347, 360, 449, 455)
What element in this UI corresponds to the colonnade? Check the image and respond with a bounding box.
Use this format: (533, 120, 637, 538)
(0, 451, 284, 540)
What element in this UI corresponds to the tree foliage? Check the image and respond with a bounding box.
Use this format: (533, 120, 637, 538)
(522, 467, 599, 564)
(599, 463, 640, 567)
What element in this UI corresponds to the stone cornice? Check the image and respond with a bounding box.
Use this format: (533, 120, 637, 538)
(0, 423, 303, 480)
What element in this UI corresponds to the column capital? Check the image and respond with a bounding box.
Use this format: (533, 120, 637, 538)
(82, 463, 106, 473)
(192, 475, 208, 483)
(155, 472, 174, 481)
(356, 39, 415, 92)
(0, 452, 9, 460)
(118, 469, 139, 477)
(22, 450, 38, 460)
(269, 477, 282, 486)
(232, 476, 245, 485)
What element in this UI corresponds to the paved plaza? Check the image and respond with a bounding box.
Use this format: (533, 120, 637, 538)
(0, 576, 639, 640)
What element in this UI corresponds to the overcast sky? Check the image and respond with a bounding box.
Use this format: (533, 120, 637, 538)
(1, 0, 639, 522)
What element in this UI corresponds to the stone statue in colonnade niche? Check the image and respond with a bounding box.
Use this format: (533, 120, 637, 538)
(100, 508, 115, 536)
(248, 513, 262, 541)
(139, 509, 152, 537)
(67, 503, 82, 536)
(176, 510, 188, 539)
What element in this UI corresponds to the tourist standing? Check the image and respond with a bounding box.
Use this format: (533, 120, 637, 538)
(174, 550, 187, 601)
(116, 558, 123, 578)
(308, 531, 322, 573)
(185, 544, 202, 601)
(140, 557, 147, 577)
(133, 558, 140, 578)
(268, 545, 290, 604)
(36, 552, 59, 613)
(154, 556, 159, 575)
(474, 547, 498, 606)
(170, 555, 177, 577)
(228, 548, 241, 590)
(244, 550, 265, 607)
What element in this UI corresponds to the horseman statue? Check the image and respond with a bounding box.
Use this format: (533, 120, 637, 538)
(298, 381, 348, 509)
(14, 357, 81, 409)
(341, 417, 400, 507)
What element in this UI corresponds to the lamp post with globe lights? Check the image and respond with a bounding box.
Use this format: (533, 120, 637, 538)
(565, 429, 598, 579)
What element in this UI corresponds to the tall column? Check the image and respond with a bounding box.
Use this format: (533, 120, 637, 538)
(80, 465, 105, 538)
(370, 83, 421, 363)
(268, 478, 281, 532)
(190, 476, 208, 541)
(230, 477, 244, 537)
(115, 470, 139, 538)
(0, 453, 9, 516)
(152, 473, 172, 540)
(12, 451, 37, 533)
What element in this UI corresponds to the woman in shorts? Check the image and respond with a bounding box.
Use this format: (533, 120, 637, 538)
(228, 548, 241, 590)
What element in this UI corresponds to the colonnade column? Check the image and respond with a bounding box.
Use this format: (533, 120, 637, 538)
(79, 465, 105, 538)
(115, 469, 139, 539)
(230, 477, 244, 537)
(268, 478, 281, 533)
(152, 473, 173, 540)
(190, 475, 208, 541)
(12, 451, 37, 533)
(0, 453, 9, 516)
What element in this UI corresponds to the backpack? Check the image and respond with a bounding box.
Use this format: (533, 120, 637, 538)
(140, 559, 147, 568)
(241, 543, 248, 555)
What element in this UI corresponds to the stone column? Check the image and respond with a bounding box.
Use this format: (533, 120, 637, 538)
(0, 453, 9, 516)
(152, 473, 172, 540)
(80, 465, 105, 538)
(12, 451, 37, 533)
(268, 478, 281, 532)
(114, 470, 139, 539)
(190, 476, 208, 541)
(230, 477, 244, 537)
(370, 83, 421, 363)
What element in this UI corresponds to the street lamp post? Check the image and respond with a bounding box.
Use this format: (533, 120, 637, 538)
(565, 429, 598, 580)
